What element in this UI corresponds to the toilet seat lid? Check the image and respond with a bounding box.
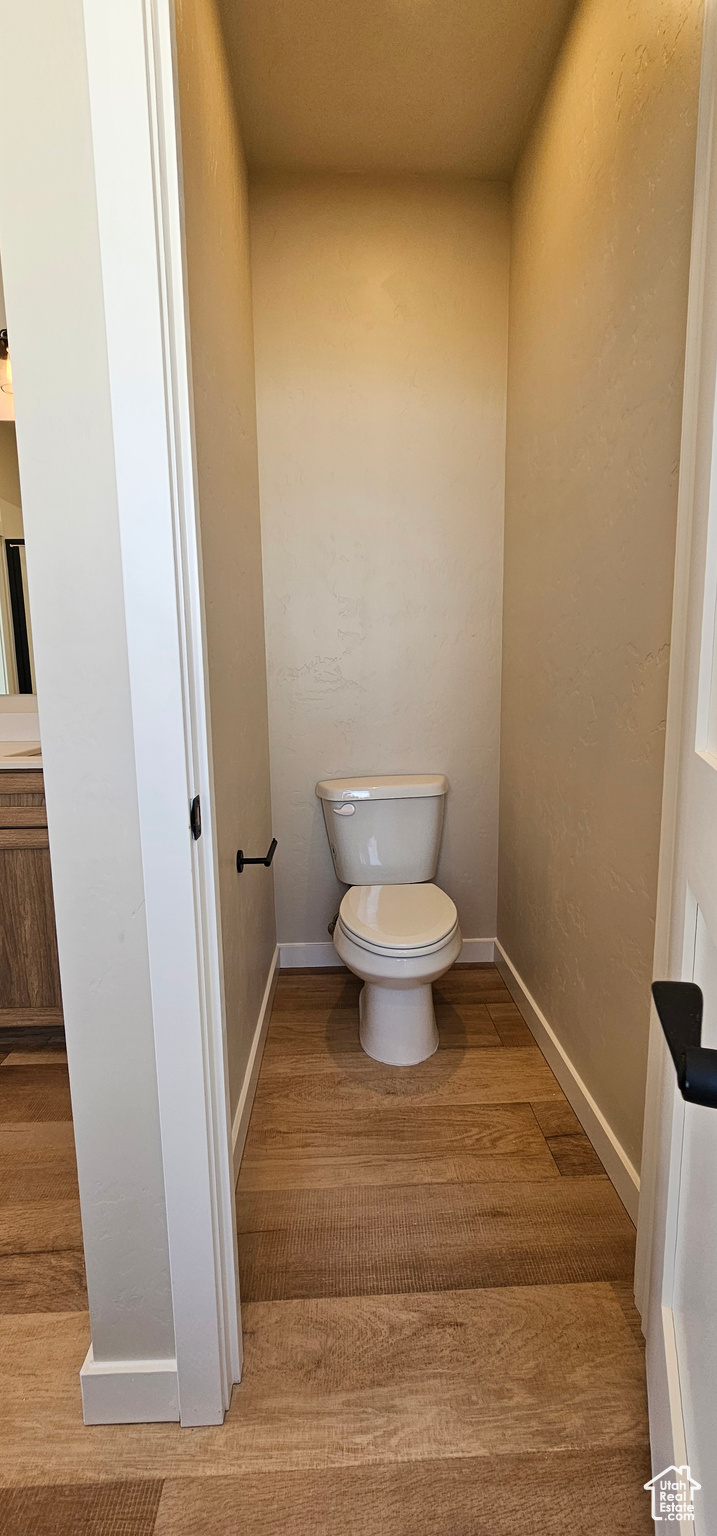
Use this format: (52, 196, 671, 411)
(339, 883, 458, 953)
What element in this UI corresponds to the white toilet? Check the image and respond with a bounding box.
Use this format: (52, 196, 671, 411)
(316, 774, 462, 1065)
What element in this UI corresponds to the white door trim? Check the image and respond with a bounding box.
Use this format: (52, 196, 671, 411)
(635, 0, 717, 1468)
(79, 0, 240, 1424)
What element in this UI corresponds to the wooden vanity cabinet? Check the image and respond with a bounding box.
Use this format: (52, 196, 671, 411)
(0, 769, 63, 1026)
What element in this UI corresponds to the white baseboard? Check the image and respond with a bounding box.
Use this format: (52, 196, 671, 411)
(279, 936, 496, 969)
(494, 940, 640, 1223)
(80, 1347, 179, 1424)
(279, 940, 344, 968)
(456, 938, 496, 963)
(231, 945, 279, 1180)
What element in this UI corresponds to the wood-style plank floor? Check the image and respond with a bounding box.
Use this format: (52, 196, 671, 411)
(0, 965, 652, 1534)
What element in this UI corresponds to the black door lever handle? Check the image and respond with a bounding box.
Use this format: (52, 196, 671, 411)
(652, 980, 717, 1108)
(236, 837, 277, 874)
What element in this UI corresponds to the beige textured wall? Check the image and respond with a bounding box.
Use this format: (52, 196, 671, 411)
(175, 0, 275, 1113)
(251, 174, 509, 947)
(499, 0, 703, 1169)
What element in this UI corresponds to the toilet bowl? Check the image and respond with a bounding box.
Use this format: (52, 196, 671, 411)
(316, 774, 461, 1065)
(333, 882, 461, 1064)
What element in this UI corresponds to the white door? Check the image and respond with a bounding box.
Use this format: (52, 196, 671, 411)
(0, 0, 241, 1423)
(639, 0, 717, 1525)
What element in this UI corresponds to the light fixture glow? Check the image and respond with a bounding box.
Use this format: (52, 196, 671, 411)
(0, 329, 15, 420)
(0, 330, 11, 394)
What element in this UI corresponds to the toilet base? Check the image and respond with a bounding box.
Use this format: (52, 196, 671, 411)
(359, 981, 439, 1066)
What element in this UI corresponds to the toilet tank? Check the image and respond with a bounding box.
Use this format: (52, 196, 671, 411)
(316, 774, 448, 886)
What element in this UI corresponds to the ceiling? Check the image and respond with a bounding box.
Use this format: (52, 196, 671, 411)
(218, 0, 578, 178)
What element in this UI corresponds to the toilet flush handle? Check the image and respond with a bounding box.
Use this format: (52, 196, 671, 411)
(332, 803, 356, 816)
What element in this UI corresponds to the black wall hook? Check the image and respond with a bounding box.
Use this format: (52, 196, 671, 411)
(237, 837, 277, 874)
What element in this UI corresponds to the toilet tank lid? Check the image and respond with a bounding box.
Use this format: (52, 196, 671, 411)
(316, 774, 448, 802)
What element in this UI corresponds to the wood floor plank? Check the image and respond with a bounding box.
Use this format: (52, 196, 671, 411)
(155, 1446, 654, 1536)
(271, 983, 360, 1008)
(432, 1002, 503, 1047)
(0, 1285, 648, 1483)
(271, 975, 360, 1014)
(265, 1004, 503, 1056)
(0, 1065, 72, 1122)
(231, 1283, 649, 1465)
(0, 1123, 79, 1205)
(0, 1158, 79, 1201)
(238, 1148, 562, 1191)
(531, 1100, 588, 1137)
(254, 1047, 563, 1104)
(0, 1198, 83, 1255)
(245, 1101, 554, 1160)
(280, 967, 351, 974)
(0, 1251, 87, 1313)
(433, 966, 512, 1005)
(237, 1178, 632, 1302)
(240, 1100, 560, 1191)
(0, 1480, 163, 1535)
(531, 1099, 606, 1177)
(264, 1009, 364, 1055)
(486, 1001, 536, 1047)
(434, 984, 510, 1005)
(547, 1133, 606, 1178)
(0, 1120, 77, 1156)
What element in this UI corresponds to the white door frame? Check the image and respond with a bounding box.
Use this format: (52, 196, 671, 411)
(635, 0, 717, 1471)
(80, 0, 242, 1424)
(0, 0, 240, 1425)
